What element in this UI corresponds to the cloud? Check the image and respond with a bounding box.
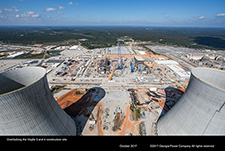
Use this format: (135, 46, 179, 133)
(216, 13, 225, 17)
(0, 10, 2, 13)
(68, 2, 73, 5)
(165, 15, 170, 18)
(58, 6, 65, 10)
(4, 8, 14, 12)
(27, 11, 35, 15)
(19, 11, 40, 18)
(198, 16, 205, 19)
(46, 8, 56, 12)
(32, 14, 40, 18)
(12, 6, 19, 12)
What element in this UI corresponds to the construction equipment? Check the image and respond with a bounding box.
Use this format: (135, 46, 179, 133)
(107, 48, 111, 54)
(117, 40, 123, 70)
(109, 63, 117, 80)
(130, 61, 134, 72)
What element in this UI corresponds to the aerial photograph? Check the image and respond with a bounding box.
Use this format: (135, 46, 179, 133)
(0, 0, 225, 147)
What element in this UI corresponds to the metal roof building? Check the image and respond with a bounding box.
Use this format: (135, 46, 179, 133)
(69, 45, 79, 50)
(155, 60, 179, 65)
(167, 65, 190, 81)
(134, 56, 144, 65)
(0, 67, 76, 135)
(157, 68, 225, 135)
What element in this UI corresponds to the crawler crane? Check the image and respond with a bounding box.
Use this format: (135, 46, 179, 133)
(108, 63, 117, 80)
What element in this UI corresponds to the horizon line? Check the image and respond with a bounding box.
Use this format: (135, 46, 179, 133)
(0, 25, 225, 28)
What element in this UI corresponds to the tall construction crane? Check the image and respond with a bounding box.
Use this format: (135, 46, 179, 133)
(117, 40, 123, 70)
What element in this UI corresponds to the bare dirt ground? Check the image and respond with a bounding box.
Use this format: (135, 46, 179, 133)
(64, 87, 105, 117)
(82, 89, 141, 136)
(96, 103, 104, 135)
(56, 89, 85, 109)
(55, 87, 184, 136)
(118, 105, 140, 135)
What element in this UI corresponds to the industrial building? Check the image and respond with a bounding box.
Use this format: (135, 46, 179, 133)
(7, 51, 26, 58)
(186, 53, 215, 60)
(167, 65, 190, 81)
(0, 67, 76, 135)
(157, 68, 225, 135)
(69, 45, 79, 50)
(155, 60, 178, 65)
(134, 56, 144, 65)
(154, 59, 190, 81)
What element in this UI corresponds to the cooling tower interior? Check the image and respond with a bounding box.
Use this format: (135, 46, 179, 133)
(0, 67, 45, 95)
(157, 68, 225, 135)
(0, 67, 76, 135)
(192, 68, 225, 90)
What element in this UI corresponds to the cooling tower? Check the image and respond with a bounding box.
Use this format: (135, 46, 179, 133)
(157, 68, 225, 135)
(0, 67, 76, 135)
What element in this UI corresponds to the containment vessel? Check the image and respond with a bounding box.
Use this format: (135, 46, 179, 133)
(157, 68, 225, 135)
(0, 67, 76, 135)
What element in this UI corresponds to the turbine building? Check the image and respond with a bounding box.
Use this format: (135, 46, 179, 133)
(0, 67, 76, 135)
(157, 68, 225, 135)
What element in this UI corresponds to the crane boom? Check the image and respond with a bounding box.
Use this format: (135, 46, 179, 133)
(109, 63, 117, 80)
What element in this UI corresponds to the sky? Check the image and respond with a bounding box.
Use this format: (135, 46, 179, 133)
(0, 0, 225, 27)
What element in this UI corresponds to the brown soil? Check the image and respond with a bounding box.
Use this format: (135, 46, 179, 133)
(56, 90, 84, 109)
(119, 105, 140, 135)
(96, 103, 104, 135)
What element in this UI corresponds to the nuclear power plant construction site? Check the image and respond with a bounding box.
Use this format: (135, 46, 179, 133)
(1, 39, 225, 136)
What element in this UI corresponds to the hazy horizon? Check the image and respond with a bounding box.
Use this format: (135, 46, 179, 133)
(0, 0, 225, 27)
(0, 25, 225, 29)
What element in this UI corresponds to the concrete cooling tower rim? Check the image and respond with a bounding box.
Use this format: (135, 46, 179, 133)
(0, 66, 46, 97)
(191, 67, 225, 92)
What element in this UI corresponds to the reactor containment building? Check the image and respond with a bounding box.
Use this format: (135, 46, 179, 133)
(0, 67, 76, 135)
(157, 68, 225, 135)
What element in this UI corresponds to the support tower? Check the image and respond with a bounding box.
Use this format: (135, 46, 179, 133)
(117, 40, 123, 70)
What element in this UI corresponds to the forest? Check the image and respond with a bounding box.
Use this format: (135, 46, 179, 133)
(0, 26, 225, 50)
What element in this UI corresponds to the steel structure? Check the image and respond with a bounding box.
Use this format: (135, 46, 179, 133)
(117, 40, 123, 69)
(108, 63, 117, 80)
(0, 67, 76, 135)
(130, 61, 134, 72)
(157, 68, 225, 135)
